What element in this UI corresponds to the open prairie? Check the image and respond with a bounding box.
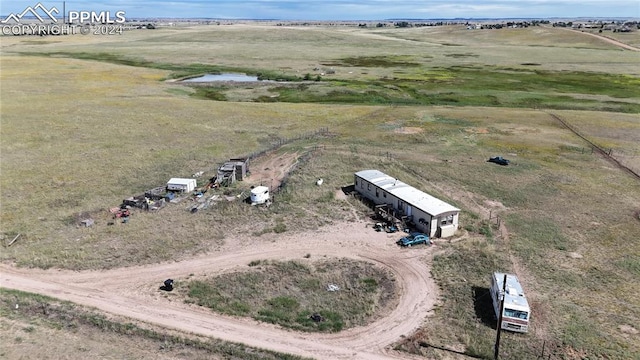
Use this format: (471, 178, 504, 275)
(1, 23, 639, 359)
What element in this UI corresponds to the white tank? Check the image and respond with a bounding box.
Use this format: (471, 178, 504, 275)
(250, 186, 270, 204)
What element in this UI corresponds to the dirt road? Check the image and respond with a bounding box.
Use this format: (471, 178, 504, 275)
(564, 27, 640, 51)
(0, 221, 438, 360)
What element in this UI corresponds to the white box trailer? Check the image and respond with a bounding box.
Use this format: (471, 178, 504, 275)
(167, 178, 197, 193)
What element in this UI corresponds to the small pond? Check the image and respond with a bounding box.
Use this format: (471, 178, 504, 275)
(182, 73, 261, 82)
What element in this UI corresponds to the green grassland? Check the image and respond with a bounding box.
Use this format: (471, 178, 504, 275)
(1, 23, 639, 359)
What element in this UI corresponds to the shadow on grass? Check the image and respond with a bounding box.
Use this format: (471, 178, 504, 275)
(340, 184, 355, 195)
(473, 286, 497, 329)
(418, 341, 484, 359)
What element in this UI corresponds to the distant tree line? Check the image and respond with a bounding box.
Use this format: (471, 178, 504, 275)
(553, 20, 639, 31)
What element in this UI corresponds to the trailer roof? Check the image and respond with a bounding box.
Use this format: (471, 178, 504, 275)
(167, 178, 196, 185)
(493, 272, 530, 310)
(355, 170, 459, 217)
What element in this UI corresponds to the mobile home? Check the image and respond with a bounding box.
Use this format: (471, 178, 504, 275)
(354, 170, 460, 238)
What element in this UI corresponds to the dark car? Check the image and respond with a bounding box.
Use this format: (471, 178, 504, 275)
(487, 156, 510, 166)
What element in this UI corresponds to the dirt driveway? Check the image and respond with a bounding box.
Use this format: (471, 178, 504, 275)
(0, 221, 438, 360)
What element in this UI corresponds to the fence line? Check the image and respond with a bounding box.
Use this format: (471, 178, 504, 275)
(196, 127, 329, 178)
(547, 112, 640, 181)
(245, 127, 329, 162)
(277, 144, 322, 192)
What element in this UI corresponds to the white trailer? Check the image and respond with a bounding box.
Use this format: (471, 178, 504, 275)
(167, 178, 197, 193)
(491, 272, 530, 333)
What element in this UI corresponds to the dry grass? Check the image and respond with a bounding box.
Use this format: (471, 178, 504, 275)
(183, 259, 396, 332)
(555, 110, 640, 173)
(3, 24, 639, 77)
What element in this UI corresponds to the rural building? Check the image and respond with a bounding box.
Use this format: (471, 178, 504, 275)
(216, 158, 250, 186)
(166, 178, 197, 193)
(354, 170, 460, 238)
(229, 158, 249, 181)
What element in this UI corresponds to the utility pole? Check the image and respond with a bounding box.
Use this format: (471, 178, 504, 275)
(494, 274, 507, 360)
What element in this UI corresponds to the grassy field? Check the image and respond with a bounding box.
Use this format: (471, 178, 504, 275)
(183, 259, 396, 332)
(0, 288, 309, 360)
(1, 23, 639, 359)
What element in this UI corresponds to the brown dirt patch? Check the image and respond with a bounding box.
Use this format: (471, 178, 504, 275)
(465, 127, 489, 134)
(394, 127, 423, 134)
(619, 324, 639, 335)
(245, 151, 300, 189)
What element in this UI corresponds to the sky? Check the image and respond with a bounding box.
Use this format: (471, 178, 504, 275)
(1, 0, 639, 20)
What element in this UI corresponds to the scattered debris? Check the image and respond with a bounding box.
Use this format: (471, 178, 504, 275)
(326, 284, 340, 292)
(316, 178, 324, 186)
(192, 171, 204, 178)
(160, 279, 174, 291)
(112, 208, 131, 219)
(7, 233, 21, 247)
(144, 186, 166, 200)
(310, 313, 324, 322)
(487, 156, 510, 166)
(373, 222, 399, 233)
(80, 219, 94, 227)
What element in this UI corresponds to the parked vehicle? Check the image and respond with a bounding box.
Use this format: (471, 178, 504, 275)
(487, 156, 510, 166)
(396, 232, 430, 247)
(491, 272, 530, 333)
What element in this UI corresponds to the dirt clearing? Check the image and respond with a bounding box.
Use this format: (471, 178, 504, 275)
(0, 220, 438, 360)
(245, 151, 300, 190)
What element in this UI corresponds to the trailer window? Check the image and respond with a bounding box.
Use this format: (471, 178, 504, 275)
(504, 308, 528, 320)
(440, 215, 454, 226)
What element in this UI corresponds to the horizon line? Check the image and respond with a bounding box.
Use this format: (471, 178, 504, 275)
(2, 15, 638, 21)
